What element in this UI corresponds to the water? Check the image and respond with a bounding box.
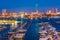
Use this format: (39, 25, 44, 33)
(0, 18, 60, 40)
(24, 19, 39, 40)
(0, 25, 11, 40)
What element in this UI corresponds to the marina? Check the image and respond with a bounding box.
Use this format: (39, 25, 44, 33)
(0, 9, 60, 40)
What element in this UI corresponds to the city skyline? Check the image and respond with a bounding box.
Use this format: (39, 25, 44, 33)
(0, 0, 60, 13)
(0, 8, 60, 13)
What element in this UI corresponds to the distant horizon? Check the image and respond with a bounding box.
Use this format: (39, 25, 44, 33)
(0, 7, 60, 14)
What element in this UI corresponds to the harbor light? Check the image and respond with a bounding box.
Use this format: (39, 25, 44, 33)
(21, 14, 24, 18)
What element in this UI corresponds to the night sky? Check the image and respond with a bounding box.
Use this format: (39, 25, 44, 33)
(0, 0, 60, 13)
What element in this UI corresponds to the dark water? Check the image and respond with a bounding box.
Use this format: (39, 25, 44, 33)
(48, 19, 60, 32)
(0, 25, 11, 40)
(24, 19, 39, 40)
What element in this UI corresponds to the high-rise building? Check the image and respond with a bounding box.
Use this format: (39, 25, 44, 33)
(2, 9, 7, 15)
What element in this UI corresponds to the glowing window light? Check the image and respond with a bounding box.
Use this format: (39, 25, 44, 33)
(2, 23, 4, 24)
(5, 23, 8, 24)
(15, 21, 18, 23)
(57, 13, 59, 14)
(21, 14, 24, 18)
(49, 10, 51, 13)
(25, 12, 28, 15)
